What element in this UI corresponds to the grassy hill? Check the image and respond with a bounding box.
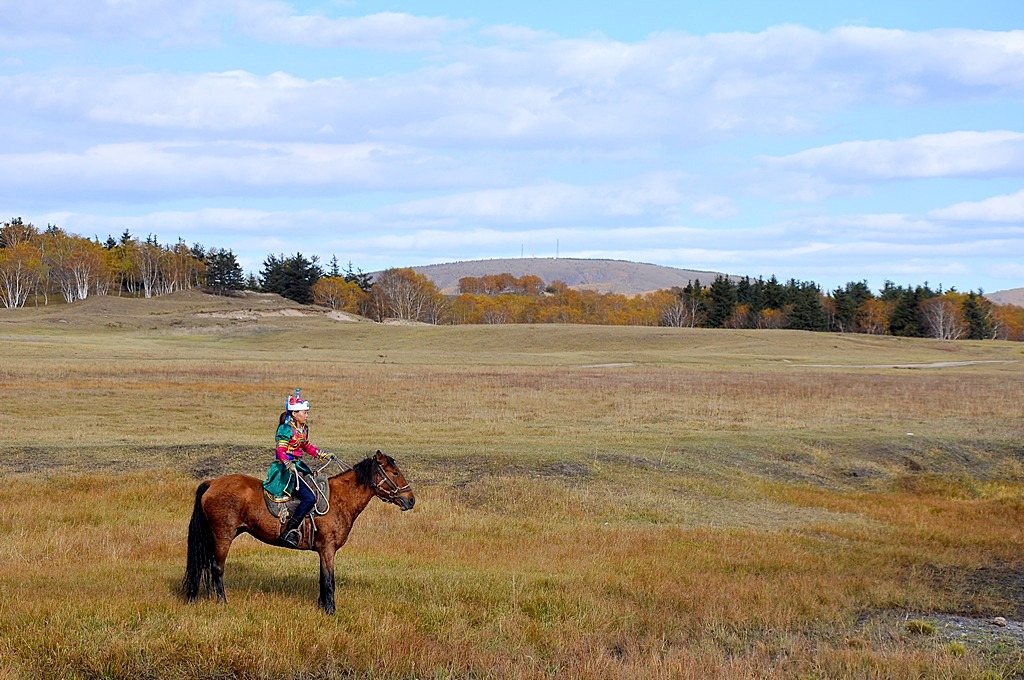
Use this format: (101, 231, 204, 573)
(988, 286, 1024, 306)
(3, 291, 1024, 678)
(404, 257, 733, 294)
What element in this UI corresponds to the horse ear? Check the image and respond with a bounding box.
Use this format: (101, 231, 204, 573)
(374, 450, 384, 460)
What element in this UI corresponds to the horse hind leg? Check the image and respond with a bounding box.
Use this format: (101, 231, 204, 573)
(212, 535, 233, 603)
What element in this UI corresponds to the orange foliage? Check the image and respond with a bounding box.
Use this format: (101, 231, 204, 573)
(858, 298, 893, 335)
(992, 304, 1024, 341)
(311, 276, 367, 313)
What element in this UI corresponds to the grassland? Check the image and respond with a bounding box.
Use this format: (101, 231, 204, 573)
(1, 290, 1023, 679)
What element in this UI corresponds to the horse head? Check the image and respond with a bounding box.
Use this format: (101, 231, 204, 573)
(369, 450, 415, 511)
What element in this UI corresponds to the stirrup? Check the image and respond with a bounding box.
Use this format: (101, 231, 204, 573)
(281, 528, 300, 546)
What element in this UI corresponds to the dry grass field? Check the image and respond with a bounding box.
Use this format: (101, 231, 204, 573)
(2, 290, 1023, 679)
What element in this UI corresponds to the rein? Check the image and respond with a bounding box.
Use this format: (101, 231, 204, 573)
(372, 461, 411, 502)
(313, 455, 408, 504)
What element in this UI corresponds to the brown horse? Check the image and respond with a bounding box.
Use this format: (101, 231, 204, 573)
(183, 451, 414, 614)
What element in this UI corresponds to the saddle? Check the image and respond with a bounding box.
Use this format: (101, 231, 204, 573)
(264, 473, 330, 549)
(264, 473, 330, 518)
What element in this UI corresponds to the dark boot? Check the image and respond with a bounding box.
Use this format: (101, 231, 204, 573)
(281, 515, 303, 547)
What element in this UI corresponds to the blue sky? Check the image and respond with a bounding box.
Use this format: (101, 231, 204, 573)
(2, 0, 1023, 293)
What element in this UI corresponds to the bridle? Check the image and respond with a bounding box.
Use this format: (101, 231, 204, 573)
(372, 461, 411, 503)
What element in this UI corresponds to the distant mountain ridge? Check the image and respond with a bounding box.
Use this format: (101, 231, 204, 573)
(987, 287, 1024, 307)
(388, 257, 1023, 302)
(404, 258, 733, 296)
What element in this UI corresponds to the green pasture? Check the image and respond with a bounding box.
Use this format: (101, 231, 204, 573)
(1, 291, 1023, 678)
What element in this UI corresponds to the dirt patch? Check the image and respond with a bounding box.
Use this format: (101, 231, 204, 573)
(539, 461, 592, 478)
(797, 360, 1019, 369)
(593, 452, 675, 472)
(856, 609, 1024, 656)
(917, 563, 1024, 619)
(1, 444, 269, 479)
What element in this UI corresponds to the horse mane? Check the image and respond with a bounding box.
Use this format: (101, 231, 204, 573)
(351, 453, 397, 488)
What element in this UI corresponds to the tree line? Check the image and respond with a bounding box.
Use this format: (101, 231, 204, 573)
(0, 218, 245, 305)
(3, 217, 1021, 340)
(443, 273, 1021, 340)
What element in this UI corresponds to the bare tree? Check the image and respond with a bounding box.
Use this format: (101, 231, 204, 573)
(920, 296, 966, 340)
(132, 238, 164, 299)
(370, 268, 444, 322)
(0, 242, 44, 308)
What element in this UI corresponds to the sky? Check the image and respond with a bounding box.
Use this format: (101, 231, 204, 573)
(2, 0, 1024, 294)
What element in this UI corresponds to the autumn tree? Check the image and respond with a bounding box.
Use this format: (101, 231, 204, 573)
(920, 295, 966, 340)
(38, 227, 109, 303)
(369, 267, 445, 322)
(458, 276, 486, 295)
(517, 275, 545, 296)
(657, 281, 706, 327)
(1, 218, 38, 249)
(311, 276, 367, 313)
(0, 241, 45, 308)
(991, 304, 1024, 341)
(857, 298, 893, 335)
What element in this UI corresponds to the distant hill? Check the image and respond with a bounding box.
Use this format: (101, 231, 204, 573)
(987, 287, 1024, 307)
(401, 258, 733, 295)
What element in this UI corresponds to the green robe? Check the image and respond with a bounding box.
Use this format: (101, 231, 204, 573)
(262, 459, 313, 500)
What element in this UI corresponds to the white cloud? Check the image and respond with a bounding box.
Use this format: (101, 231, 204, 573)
(0, 0, 222, 47)
(762, 131, 1024, 181)
(0, 0, 466, 50)
(8, 26, 1024, 149)
(233, 2, 469, 49)
(386, 174, 685, 225)
(690, 196, 738, 219)
(931, 188, 1024, 221)
(0, 141, 468, 199)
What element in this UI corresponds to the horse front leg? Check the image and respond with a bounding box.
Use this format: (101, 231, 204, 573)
(318, 548, 336, 614)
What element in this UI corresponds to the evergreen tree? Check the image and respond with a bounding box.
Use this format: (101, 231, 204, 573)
(204, 249, 245, 295)
(763, 275, 786, 310)
(343, 261, 374, 292)
(879, 280, 906, 302)
(260, 252, 322, 304)
(831, 281, 873, 333)
(787, 282, 828, 331)
(706, 275, 738, 328)
(260, 253, 286, 294)
(962, 291, 994, 339)
(736, 277, 753, 305)
(889, 286, 933, 337)
(747, 277, 766, 316)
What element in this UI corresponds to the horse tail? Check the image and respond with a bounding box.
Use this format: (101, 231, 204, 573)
(183, 481, 216, 602)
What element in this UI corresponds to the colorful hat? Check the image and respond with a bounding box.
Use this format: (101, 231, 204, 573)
(286, 388, 310, 411)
